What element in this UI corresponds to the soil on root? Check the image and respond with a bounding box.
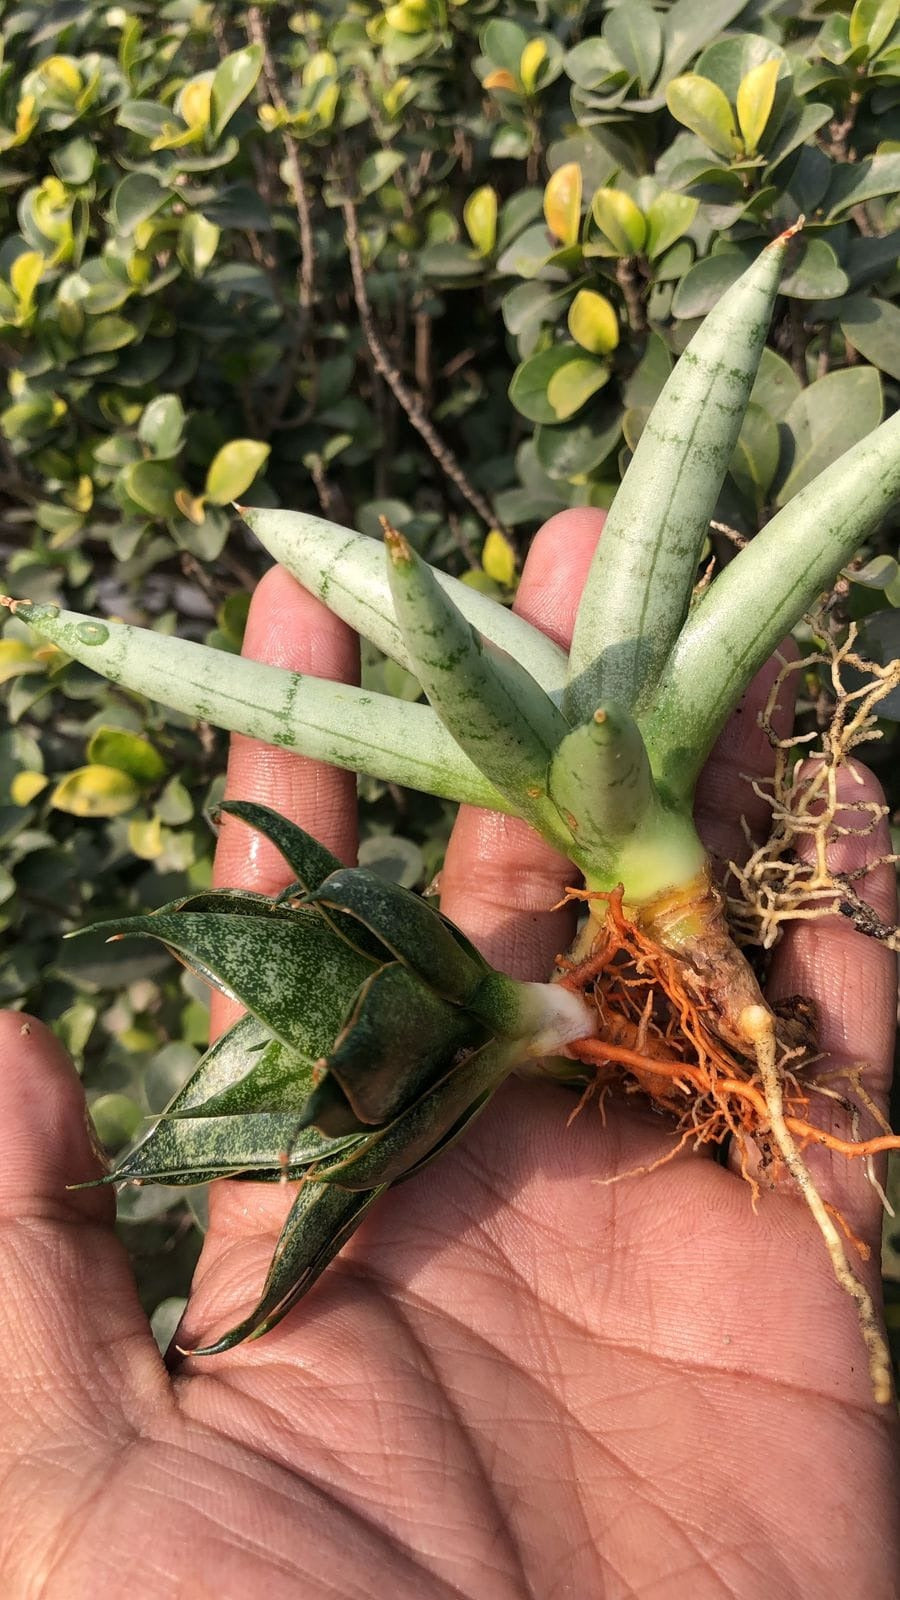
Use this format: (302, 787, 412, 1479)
(554, 886, 899, 1405)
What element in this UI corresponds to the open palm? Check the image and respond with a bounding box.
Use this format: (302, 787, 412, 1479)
(1, 512, 896, 1599)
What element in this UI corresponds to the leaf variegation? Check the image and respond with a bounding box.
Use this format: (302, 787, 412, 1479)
(642, 409, 900, 796)
(565, 227, 797, 724)
(385, 528, 574, 850)
(239, 506, 568, 701)
(14, 606, 509, 813)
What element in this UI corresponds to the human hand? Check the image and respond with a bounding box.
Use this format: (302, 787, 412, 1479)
(1, 512, 897, 1598)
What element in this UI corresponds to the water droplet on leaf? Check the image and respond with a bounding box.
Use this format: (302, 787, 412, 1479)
(75, 621, 109, 645)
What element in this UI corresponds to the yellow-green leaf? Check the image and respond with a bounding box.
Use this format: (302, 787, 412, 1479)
(736, 59, 780, 154)
(482, 528, 517, 587)
(210, 45, 263, 138)
(10, 250, 44, 311)
(50, 765, 141, 818)
(204, 439, 271, 505)
(87, 726, 167, 784)
(385, 0, 432, 32)
(179, 75, 213, 131)
(590, 188, 646, 256)
(544, 162, 583, 247)
(519, 38, 548, 94)
(10, 770, 48, 806)
(178, 213, 220, 277)
(128, 814, 165, 859)
(666, 73, 740, 159)
(0, 638, 43, 684)
(849, 0, 899, 54)
(463, 186, 498, 256)
(547, 355, 611, 420)
(304, 50, 339, 85)
(643, 193, 698, 261)
(567, 289, 619, 355)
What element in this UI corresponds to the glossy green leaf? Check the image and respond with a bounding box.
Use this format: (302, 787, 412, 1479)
(210, 45, 263, 138)
(138, 394, 186, 458)
(839, 296, 900, 381)
(110, 172, 170, 234)
(509, 345, 583, 423)
(643, 192, 698, 260)
(205, 439, 270, 504)
(606, 0, 663, 89)
(849, 0, 899, 54)
(178, 213, 221, 276)
(728, 401, 780, 510)
(665, 73, 739, 157)
(122, 460, 180, 517)
(776, 367, 883, 504)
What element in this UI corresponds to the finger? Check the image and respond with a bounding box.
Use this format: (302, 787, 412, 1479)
(210, 565, 359, 1039)
(757, 761, 897, 1239)
(767, 759, 897, 1097)
(693, 641, 798, 875)
(441, 511, 604, 979)
(0, 1014, 165, 1439)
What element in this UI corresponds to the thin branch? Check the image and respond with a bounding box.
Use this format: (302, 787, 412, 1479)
(246, 5, 317, 423)
(616, 256, 648, 334)
(341, 195, 508, 536)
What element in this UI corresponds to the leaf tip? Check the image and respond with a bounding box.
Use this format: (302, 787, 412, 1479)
(381, 516, 413, 565)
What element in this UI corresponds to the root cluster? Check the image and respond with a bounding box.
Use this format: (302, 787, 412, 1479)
(556, 886, 899, 1404)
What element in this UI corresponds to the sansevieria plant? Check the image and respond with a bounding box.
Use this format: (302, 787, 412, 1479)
(6, 226, 900, 1394)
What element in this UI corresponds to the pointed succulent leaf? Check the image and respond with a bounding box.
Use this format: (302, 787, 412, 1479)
(324, 962, 488, 1125)
(565, 226, 799, 723)
(111, 1110, 360, 1184)
(216, 801, 342, 892)
(547, 704, 661, 862)
(642, 408, 900, 797)
(164, 1013, 275, 1117)
(239, 505, 568, 701)
(80, 910, 377, 1057)
(317, 1037, 519, 1189)
(11, 604, 509, 813)
(306, 866, 487, 1003)
(186, 1182, 384, 1355)
(385, 528, 574, 848)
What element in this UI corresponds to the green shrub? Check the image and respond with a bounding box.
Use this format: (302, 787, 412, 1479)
(1, 0, 898, 1327)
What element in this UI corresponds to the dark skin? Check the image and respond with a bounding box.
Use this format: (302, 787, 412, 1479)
(0, 511, 897, 1598)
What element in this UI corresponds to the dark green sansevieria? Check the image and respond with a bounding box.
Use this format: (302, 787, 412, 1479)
(77, 801, 591, 1353)
(12, 226, 900, 1348)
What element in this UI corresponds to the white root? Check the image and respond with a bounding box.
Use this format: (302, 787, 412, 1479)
(740, 1004, 893, 1406)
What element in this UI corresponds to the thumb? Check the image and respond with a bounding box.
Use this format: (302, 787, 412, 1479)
(0, 1013, 167, 1440)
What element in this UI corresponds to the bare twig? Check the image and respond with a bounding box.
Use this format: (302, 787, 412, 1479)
(615, 256, 648, 334)
(246, 5, 317, 423)
(341, 195, 508, 536)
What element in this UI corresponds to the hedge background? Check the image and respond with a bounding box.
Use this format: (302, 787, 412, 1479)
(1, 0, 899, 1354)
